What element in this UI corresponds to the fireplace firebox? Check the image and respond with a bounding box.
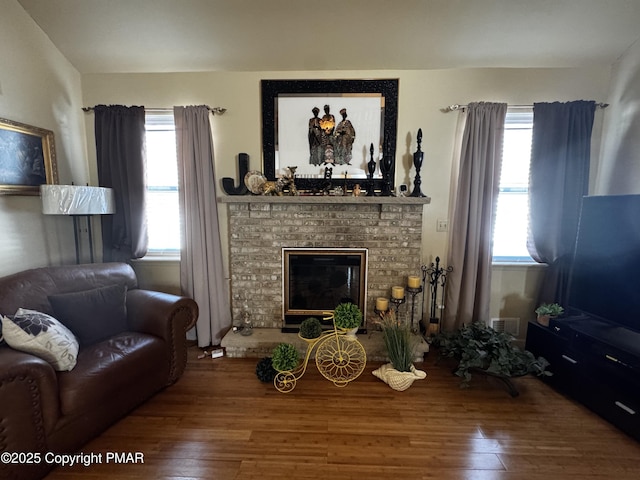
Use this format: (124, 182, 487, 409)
(282, 248, 367, 332)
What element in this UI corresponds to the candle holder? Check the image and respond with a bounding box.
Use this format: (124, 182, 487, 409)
(389, 296, 406, 316)
(406, 286, 423, 334)
(374, 307, 389, 318)
(240, 308, 253, 336)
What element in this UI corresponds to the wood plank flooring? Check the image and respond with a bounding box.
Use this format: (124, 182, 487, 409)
(44, 346, 640, 479)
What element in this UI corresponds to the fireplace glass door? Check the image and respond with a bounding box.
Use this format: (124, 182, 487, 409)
(282, 248, 367, 331)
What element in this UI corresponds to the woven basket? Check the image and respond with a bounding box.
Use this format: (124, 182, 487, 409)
(372, 363, 427, 391)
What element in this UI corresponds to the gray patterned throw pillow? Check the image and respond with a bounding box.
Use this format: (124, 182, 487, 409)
(1, 308, 79, 371)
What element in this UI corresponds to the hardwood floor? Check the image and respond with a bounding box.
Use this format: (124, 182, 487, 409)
(45, 346, 640, 480)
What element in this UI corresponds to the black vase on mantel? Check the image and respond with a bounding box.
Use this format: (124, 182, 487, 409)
(410, 128, 426, 198)
(380, 151, 394, 197)
(367, 143, 377, 196)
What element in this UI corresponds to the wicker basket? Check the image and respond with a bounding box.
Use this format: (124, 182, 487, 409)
(372, 363, 427, 391)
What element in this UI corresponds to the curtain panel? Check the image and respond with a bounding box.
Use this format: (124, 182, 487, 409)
(444, 102, 507, 331)
(174, 105, 231, 347)
(527, 100, 596, 305)
(94, 105, 148, 262)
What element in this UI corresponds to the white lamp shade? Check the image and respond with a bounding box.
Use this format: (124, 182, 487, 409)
(41, 185, 115, 215)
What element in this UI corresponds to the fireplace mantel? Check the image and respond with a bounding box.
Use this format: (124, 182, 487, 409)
(219, 195, 431, 205)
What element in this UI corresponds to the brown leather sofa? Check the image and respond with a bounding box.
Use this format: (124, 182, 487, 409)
(0, 263, 198, 480)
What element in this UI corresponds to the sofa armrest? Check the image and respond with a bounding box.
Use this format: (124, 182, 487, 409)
(0, 348, 60, 454)
(125, 289, 198, 384)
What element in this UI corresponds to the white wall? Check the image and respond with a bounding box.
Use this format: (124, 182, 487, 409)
(597, 37, 640, 195)
(0, 0, 88, 276)
(82, 68, 611, 257)
(82, 68, 610, 325)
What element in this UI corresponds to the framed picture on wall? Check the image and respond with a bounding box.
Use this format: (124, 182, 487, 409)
(0, 117, 58, 195)
(261, 79, 399, 193)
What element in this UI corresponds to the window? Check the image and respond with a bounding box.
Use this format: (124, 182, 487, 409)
(144, 112, 180, 255)
(492, 109, 534, 263)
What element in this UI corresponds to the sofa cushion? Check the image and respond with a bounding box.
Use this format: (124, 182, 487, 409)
(56, 332, 169, 416)
(1, 308, 79, 371)
(49, 284, 128, 347)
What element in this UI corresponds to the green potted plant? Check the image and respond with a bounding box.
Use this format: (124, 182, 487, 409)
(299, 317, 323, 340)
(372, 310, 427, 391)
(535, 303, 564, 327)
(434, 321, 551, 394)
(379, 310, 415, 373)
(255, 357, 277, 383)
(271, 343, 299, 372)
(332, 302, 363, 332)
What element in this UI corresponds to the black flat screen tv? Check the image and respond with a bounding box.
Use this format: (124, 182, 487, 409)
(567, 194, 640, 333)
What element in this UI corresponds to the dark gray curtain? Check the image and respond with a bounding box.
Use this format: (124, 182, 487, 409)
(527, 100, 596, 305)
(94, 105, 148, 262)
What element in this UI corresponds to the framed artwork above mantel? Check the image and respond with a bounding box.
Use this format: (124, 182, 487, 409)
(261, 79, 399, 193)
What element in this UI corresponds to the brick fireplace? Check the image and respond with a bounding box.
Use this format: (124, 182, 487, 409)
(219, 195, 431, 358)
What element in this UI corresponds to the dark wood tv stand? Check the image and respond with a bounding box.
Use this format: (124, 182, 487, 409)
(525, 317, 640, 441)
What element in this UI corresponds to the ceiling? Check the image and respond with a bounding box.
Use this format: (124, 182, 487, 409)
(17, 0, 640, 74)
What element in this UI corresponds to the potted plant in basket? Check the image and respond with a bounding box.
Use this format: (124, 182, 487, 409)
(372, 310, 427, 391)
(434, 321, 551, 395)
(535, 303, 564, 327)
(299, 317, 323, 340)
(332, 302, 363, 336)
(271, 343, 300, 372)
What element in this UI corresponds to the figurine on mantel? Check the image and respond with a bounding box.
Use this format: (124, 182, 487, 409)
(259, 177, 288, 195)
(321, 166, 333, 195)
(259, 166, 298, 196)
(285, 166, 298, 196)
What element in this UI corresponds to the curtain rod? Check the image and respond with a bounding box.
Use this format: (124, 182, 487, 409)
(82, 105, 227, 115)
(442, 102, 608, 112)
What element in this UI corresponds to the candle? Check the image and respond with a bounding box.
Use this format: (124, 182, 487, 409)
(376, 297, 389, 311)
(407, 275, 421, 288)
(391, 286, 405, 299)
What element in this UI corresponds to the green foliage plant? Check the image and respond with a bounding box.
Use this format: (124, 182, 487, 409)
(271, 343, 299, 372)
(434, 321, 551, 388)
(378, 310, 415, 372)
(299, 317, 323, 339)
(332, 302, 363, 330)
(255, 357, 277, 382)
(535, 303, 564, 316)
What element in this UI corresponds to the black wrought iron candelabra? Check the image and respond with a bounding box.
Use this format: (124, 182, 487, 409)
(421, 256, 453, 336)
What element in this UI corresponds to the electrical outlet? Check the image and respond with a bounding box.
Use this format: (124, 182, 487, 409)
(436, 219, 449, 232)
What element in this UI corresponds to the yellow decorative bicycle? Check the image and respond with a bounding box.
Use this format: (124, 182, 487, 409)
(273, 313, 367, 393)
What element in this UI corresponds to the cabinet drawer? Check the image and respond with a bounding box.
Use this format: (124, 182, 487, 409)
(579, 378, 640, 440)
(525, 321, 568, 367)
(552, 349, 586, 394)
(525, 322, 580, 392)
